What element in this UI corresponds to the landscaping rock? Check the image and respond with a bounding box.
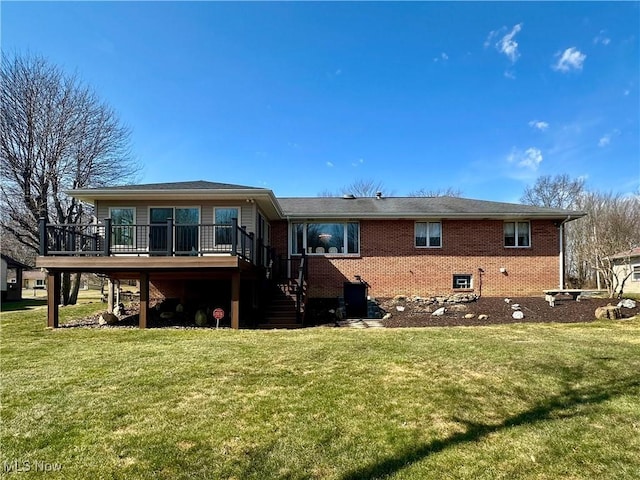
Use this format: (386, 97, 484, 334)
(464, 313, 475, 319)
(195, 309, 208, 326)
(618, 299, 637, 309)
(396, 305, 405, 312)
(382, 312, 393, 320)
(594, 305, 622, 320)
(113, 303, 126, 316)
(99, 312, 119, 325)
(478, 314, 489, 320)
(512, 311, 524, 320)
(431, 307, 446, 316)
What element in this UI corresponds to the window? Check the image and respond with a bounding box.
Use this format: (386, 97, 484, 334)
(453, 274, 472, 289)
(35, 279, 45, 287)
(175, 207, 200, 253)
(149, 207, 200, 253)
(633, 265, 640, 282)
(215, 208, 239, 245)
(292, 222, 359, 255)
(504, 221, 530, 247)
(415, 221, 442, 247)
(110, 207, 135, 247)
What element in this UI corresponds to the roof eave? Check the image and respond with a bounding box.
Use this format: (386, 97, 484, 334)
(283, 212, 586, 220)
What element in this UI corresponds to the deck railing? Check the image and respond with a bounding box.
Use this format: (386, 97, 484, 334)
(39, 217, 264, 264)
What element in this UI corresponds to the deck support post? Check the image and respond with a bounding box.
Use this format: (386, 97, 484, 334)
(139, 272, 149, 329)
(47, 270, 61, 328)
(107, 279, 114, 313)
(231, 272, 240, 329)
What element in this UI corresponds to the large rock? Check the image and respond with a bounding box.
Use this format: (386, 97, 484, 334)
(431, 307, 446, 316)
(618, 299, 637, 309)
(99, 312, 119, 325)
(594, 305, 622, 320)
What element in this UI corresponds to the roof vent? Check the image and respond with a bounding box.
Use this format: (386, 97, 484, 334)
(343, 194, 356, 199)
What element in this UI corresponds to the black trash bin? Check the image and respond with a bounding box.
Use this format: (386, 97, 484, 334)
(344, 282, 368, 318)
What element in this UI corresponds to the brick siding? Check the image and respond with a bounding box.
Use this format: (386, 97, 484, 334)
(271, 219, 560, 298)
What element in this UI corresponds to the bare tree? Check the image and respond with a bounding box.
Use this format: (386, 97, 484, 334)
(319, 179, 392, 197)
(408, 187, 462, 197)
(570, 192, 640, 296)
(1, 53, 139, 304)
(520, 174, 585, 209)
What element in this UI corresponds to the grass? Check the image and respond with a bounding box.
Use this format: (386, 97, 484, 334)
(1, 303, 639, 479)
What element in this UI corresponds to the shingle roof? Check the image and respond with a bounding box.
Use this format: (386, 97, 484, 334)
(93, 180, 260, 191)
(277, 196, 585, 219)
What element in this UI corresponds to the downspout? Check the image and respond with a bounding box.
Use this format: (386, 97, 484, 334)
(558, 216, 572, 289)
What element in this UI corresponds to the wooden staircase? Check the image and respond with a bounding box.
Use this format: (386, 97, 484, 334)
(259, 281, 304, 329)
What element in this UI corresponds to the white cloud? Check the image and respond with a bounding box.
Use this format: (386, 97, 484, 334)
(485, 24, 523, 63)
(326, 161, 334, 167)
(504, 69, 516, 80)
(528, 120, 549, 131)
(598, 129, 620, 147)
(593, 31, 611, 46)
(507, 147, 543, 170)
(351, 158, 364, 167)
(553, 47, 586, 72)
(498, 23, 523, 63)
(433, 52, 449, 62)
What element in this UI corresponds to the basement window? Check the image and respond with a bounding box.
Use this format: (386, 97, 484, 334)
(453, 274, 472, 290)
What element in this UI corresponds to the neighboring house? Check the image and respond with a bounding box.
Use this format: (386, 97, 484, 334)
(1, 254, 30, 302)
(35, 181, 585, 328)
(22, 270, 47, 290)
(609, 247, 640, 295)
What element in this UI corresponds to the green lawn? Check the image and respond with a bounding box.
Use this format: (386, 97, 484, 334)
(1, 303, 639, 479)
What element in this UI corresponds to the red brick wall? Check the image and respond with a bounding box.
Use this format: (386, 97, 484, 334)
(271, 219, 560, 298)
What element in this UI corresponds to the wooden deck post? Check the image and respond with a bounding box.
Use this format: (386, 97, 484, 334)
(139, 272, 149, 329)
(47, 270, 61, 328)
(231, 272, 240, 329)
(107, 279, 114, 313)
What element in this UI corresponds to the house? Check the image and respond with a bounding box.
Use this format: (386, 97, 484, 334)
(1, 254, 30, 302)
(23, 270, 47, 290)
(609, 247, 640, 295)
(35, 180, 585, 328)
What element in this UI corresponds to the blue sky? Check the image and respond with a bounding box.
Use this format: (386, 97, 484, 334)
(3, 1, 639, 202)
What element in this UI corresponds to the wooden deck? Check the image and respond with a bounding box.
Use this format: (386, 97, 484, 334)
(35, 254, 249, 273)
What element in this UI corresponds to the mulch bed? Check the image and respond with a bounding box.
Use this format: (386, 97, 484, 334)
(380, 295, 639, 328)
(61, 296, 639, 329)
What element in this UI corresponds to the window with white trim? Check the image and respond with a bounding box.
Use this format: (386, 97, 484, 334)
(453, 274, 472, 289)
(415, 221, 442, 248)
(292, 222, 359, 255)
(109, 207, 135, 247)
(633, 265, 640, 282)
(504, 221, 530, 247)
